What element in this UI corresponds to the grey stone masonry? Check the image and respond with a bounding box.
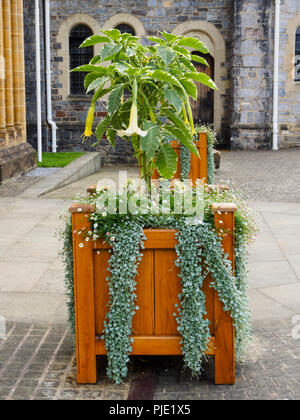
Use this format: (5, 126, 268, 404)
(23, 0, 300, 157)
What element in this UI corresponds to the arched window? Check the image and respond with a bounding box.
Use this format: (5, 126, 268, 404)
(69, 24, 93, 95)
(115, 24, 136, 36)
(295, 26, 300, 81)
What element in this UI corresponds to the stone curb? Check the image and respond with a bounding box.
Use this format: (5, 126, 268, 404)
(19, 152, 101, 198)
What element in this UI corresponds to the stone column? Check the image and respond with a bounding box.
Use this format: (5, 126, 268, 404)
(230, 0, 273, 150)
(3, 0, 15, 136)
(11, 0, 22, 130)
(0, 0, 7, 138)
(17, 0, 26, 137)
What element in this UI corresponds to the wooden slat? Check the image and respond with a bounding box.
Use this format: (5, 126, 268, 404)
(154, 249, 181, 335)
(94, 229, 178, 250)
(213, 206, 236, 385)
(72, 212, 97, 384)
(132, 250, 155, 335)
(94, 249, 110, 335)
(95, 336, 215, 356)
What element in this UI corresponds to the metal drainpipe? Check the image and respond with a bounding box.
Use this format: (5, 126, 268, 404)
(45, 0, 57, 153)
(272, 0, 280, 151)
(35, 0, 42, 162)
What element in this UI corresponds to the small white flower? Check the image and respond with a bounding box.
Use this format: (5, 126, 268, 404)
(102, 212, 107, 217)
(79, 243, 84, 248)
(85, 237, 89, 242)
(110, 236, 115, 242)
(77, 208, 83, 212)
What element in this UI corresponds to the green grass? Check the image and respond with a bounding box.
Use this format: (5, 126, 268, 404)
(37, 152, 85, 168)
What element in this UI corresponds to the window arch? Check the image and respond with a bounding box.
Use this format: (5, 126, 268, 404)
(69, 24, 93, 95)
(115, 23, 136, 36)
(295, 26, 300, 81)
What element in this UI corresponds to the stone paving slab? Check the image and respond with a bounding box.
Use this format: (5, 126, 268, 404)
(0, 319, 299, 400)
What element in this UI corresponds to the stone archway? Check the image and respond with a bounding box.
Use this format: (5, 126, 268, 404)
(172, 21, 228, 136)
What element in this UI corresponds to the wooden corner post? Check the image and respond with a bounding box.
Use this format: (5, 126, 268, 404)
(70, 203, 97, 384)
(212, 203, 237, 385)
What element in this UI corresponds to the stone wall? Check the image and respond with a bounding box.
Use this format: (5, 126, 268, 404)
(23, 0, 300, 158)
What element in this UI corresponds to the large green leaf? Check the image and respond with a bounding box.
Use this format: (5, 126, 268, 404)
(164, 124, 199, 157)
(160, 31, 180, 45)
(80, 35, 111, 48)
(100, 43, 122, 61)
(140, 122, 160, 162)
(179, 78, 197, 100)
(150, 70, 181, 88)
(71, 64, 106, 73)
(106, 128, 117, 148)
(147, 36, 165, 46)
(84, 72, 103, 89)
(176, 37, 209, 54)
(164, 87, 183, 113)
(91, 86, 112, 105)
(155, 143, 178, 179)
(86, 76, 107, 94)
(157, 46, 176, 65)
(95, 116, 111, 141)
(108, 85, 124, 116)
(190, 54, 209, 67)
(186, 72, 218, 90)
(101, 29, 121, 41)
(164, 108, 191, 136)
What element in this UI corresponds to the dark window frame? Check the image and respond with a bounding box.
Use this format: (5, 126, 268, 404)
(69, 24, 94, 96)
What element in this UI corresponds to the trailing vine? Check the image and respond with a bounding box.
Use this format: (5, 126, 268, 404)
(60, 185, 259, 383)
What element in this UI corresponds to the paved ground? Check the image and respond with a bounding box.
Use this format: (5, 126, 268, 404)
(0, 150, 300, 400)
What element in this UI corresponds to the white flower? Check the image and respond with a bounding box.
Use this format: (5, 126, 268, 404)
(117, 103, 148, 138)
(110, 236, 115, 242)
(79, 243, 84, 248)
(102, 212, 107, 217)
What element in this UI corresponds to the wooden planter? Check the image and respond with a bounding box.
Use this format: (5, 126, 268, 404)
(152, 132, 208, 184)
(69, 201, 236, 385)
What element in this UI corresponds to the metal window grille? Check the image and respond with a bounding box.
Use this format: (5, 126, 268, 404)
(295, 27, 300, 81)
(115, 24, 136, 36)
(69, 24, 93, 95)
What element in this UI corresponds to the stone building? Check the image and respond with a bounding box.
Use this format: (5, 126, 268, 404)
(0, 0, 36, 183)
(23, 0, 300, 164)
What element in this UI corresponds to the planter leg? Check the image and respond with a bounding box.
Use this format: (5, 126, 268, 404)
(70, 204, 97, 384)
(213, 203, 236, 385)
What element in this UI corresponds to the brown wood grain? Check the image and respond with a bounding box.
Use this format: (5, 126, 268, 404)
(213, 209, 235, 385)
(72, 212, 97, 384)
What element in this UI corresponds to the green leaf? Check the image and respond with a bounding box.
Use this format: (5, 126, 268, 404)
(147, 36, 165, 46)
(100, 43, 122, 61)
(80, 35, 111, 47)
(164, 124, 199, 157)
(160, 31, 180, 45)
(190, 54, 209, 66)
(178, 56, 196, 72)
(84, 72, 103, 89)
(101, 29, 121, 41)
(140, 122, 160, 162)
(176, 37, 210, 54)
(187, 72, 218, 90)
(179, 78, 197, 100)
(90, 55, 101, 65)
(172, 45, 190, 57)
(155, 143, 178, 179)
(106, 128, 117, 148)
(86, 76, 107, 94)
(71, 64, 106, 73)
(164, 87, 183, 113)
(95, 116, 111, 141)
(150, 70, 181, 88)
(157, 46, 176, 65)
(108, 85, 124, 116)
(91, 86, 112, 105)
(163, 108, 194, 144)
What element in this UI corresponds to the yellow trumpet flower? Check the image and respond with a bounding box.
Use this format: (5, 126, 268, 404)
(83, 104, 95, 138)
(117, 103, 148, 138)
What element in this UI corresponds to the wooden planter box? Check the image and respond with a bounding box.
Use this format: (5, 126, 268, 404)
(69, 201, 236, 385)
(152, 132, 208, 184)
